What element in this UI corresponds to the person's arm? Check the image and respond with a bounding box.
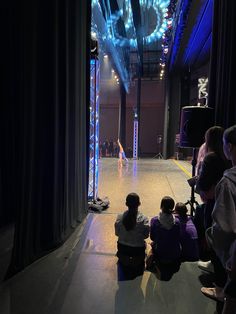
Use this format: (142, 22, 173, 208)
(196, 143, 206, 175)
(114, 214, 122, 237)
(211, 180, 236, 263)
(196, 153, 217, 192)
(198, 153, 228, 193)
(213, 181, 236, 233)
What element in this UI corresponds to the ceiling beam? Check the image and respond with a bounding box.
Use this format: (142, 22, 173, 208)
(130, 0, 144, 77)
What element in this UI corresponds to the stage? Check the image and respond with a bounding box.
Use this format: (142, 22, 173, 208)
(98, 157, 200, 217)
(0, 159, 216, 314)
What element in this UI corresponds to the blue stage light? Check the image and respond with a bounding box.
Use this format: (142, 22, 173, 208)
(182, 0, 213, 67)
(88, 58, 100, 200)
(92, 0, 171, 48)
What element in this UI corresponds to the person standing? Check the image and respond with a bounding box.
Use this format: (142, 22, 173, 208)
(223, 239, 236, 313)
(201, 125, 236, 307)
(195, 126, 231, 266)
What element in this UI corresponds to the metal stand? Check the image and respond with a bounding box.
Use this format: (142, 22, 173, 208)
(153, 135, 163, 159)
(185, 147, 199, 216)
(153, 152, 163, 159)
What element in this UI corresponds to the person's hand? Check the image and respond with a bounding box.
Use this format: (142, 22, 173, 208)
(187, 176, 198, 187)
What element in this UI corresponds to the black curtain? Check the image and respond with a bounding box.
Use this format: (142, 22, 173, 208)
(208, 0, 236, 127)
(1, 2, 19, 228)
(1, 0, 90, 278)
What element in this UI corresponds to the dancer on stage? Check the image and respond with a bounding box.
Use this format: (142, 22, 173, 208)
(117, 139, 128, 166)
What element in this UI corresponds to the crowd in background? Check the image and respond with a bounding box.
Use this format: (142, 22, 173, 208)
(99, 139, 133, 158)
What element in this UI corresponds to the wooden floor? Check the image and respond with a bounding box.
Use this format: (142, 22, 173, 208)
(0, 158, 217, 314)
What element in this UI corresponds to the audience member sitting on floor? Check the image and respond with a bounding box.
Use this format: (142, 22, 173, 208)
(149, 196, 181, 281)
(174, 202, 199, 262)
(114, 193, 149, 280)
(201, 125, 236, 305)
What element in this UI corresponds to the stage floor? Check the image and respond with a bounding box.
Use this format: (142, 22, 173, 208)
(98, 157, 200, 217)
(0, 158, 216, 314)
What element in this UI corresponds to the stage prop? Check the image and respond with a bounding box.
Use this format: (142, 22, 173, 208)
(133, 118, 138, 159)
(179, 106, 214, 215)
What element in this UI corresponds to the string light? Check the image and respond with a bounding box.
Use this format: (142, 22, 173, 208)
(93, 0, 172, 48)
(159, 0, 178, 80)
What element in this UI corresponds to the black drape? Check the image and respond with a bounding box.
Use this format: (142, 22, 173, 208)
(1, 2, 19, 227)
(208, 0, 236, 127)
(1, 0, 90, 277)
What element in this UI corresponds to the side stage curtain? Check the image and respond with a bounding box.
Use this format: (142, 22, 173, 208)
(0, 3, 19, 227)
(208, 0, 236, 127)
(4, 0, 90, 277)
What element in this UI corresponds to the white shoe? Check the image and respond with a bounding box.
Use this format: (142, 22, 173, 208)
(198, 260, 214, 273)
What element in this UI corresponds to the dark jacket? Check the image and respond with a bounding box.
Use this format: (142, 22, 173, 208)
(150, 214, 181, 261)
(175, 215, 199, 261)
(196, 152, 230, 193)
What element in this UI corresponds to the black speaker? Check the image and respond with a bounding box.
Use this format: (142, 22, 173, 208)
(179, 106, 214, 148)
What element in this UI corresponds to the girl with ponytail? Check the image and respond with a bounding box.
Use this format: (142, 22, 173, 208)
(115, 193, 149, 280)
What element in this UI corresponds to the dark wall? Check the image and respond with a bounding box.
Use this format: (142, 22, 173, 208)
(190, 63, 210, 105)
(99, 80, 165, 156)
(99, 104, 119, 143)
(140, 106, 165, 156)
(165, 62, 210, 158)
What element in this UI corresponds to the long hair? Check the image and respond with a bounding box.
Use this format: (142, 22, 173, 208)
(224, 125, 236, 145)
(122, 193, 140, 231)
(205, 126, 225, 158)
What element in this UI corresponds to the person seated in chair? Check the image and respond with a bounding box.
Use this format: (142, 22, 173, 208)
(174, 202, 199, 262)
(149, 196, 181, 281)
(114, 193, 149, 280)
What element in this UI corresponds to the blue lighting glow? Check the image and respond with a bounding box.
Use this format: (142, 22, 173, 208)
(183, 0, 213, 67)
(88, 58, 100, 200)
(92, 0, 130, 92)
(133, 120, 139, 159)
(169, 0, 192, 70)
(92, 0, 171, 48)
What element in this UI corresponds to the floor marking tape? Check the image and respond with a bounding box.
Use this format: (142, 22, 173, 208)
(172, 159, 192, 178)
